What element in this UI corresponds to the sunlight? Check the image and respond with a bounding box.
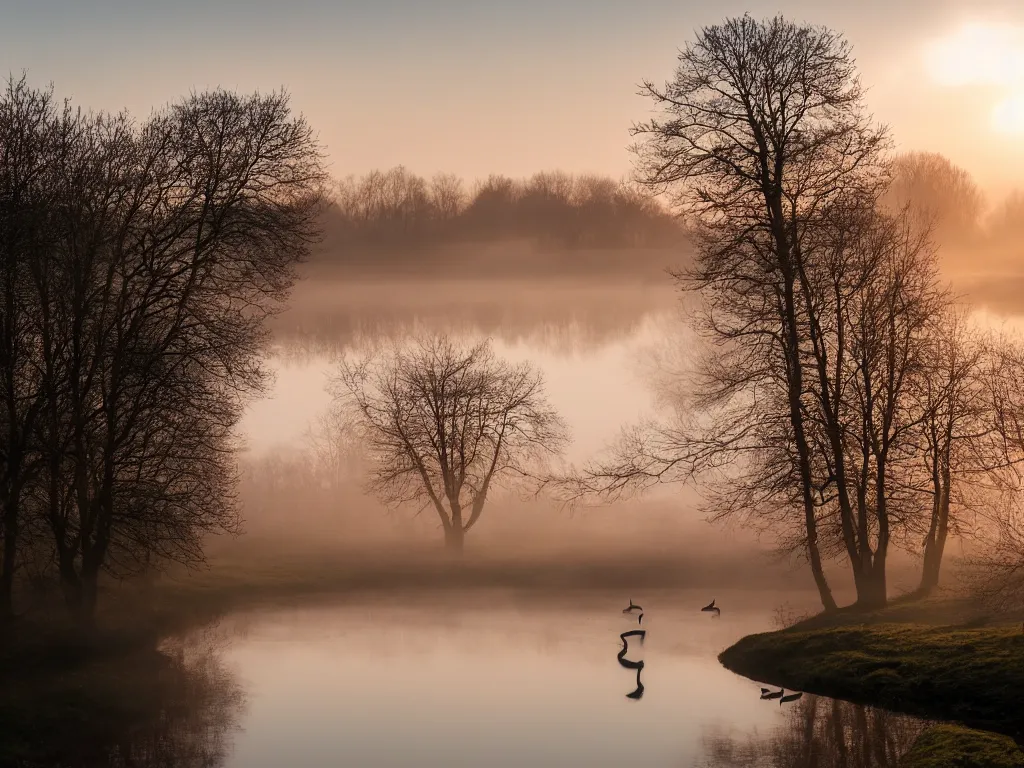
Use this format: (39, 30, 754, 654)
(925, 22, 1024, 88)
(924, 21, 1024, 135)
(993, 91, 1024, 135)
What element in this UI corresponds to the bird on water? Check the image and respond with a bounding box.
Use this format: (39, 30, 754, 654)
(780, 692, 803, 705)
(761, 688, 784, 700)
(623, 599, 642, 614)
(701, 599, 721, 618)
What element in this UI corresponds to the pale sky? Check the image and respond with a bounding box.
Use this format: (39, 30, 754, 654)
(3, 0, 1023, 197)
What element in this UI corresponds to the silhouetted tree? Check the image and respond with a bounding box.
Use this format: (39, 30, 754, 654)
(333, 334, 568, 552)
(567, 14, 890, 610)
(0, 81, 325, 623)
(323, 166, 682, 254)
(0, 77, 54, 619)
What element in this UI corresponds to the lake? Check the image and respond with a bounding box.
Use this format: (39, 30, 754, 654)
(140, 589, 931, 768)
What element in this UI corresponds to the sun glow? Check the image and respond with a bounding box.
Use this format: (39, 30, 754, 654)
(993, 92, 1024, 135)
(924, 21, 1024, 135)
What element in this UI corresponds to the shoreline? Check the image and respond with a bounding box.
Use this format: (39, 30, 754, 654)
(717, 598, 1024, 766)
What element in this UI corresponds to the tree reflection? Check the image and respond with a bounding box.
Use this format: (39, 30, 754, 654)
(267, 278, 678, 361)
(2, 625, 245, 768)
(700, 695, 930, 768)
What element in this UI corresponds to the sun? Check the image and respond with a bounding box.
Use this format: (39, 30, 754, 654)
(993, 92, 1024, 135)
(923, 21, 1024, 135)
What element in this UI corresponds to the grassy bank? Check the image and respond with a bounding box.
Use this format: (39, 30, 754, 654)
(718, 598, 1024, 765)
(900, 725, 1024, 768)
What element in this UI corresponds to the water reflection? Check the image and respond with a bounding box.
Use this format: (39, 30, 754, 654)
(268, 278, 678, 360)
(3, 624, 245, 768)
(700, 695, 930, 767)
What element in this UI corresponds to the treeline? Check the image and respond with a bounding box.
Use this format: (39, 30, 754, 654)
(0, 78, 324, 624)
(569, 15, 1024, 610)
(317, 166, 685, 255)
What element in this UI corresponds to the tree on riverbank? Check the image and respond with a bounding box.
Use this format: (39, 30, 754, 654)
(0, 77, 326, 623)
(558, 14, 1024, 610)
(569, 14, 891, 609)
(332, 335, 568, 553)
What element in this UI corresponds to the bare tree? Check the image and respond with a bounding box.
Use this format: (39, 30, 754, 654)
(885, 152, 984, 245)
(22, 88, 325, 622)
(0, 77, 54, 619)
(333, 334, 568, 552)
(568, 14, 889, 610)
(818, 207, 948, 605)
(429, 172, 466, 222)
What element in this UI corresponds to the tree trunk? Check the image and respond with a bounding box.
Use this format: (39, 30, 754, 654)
(79, 571, 98, 627)
(444, 526, 465, 554)
(59, 567, 82, 618)
(806, 522, 837, 612)
(918, 533, 947, 595)
(919, 469, 952, 595)
(778, 271, 836, 610)
(0, 504, 17, 622)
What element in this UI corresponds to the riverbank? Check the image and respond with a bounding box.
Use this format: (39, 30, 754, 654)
(718, 597, 1024, 766)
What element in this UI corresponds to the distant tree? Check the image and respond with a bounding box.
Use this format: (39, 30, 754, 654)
(885, 152, 984, 244)
(333, 335, 568, 552)
(324, 166, 683, 256)
(988, 191, 1024, 240)
(429, 172, 466, 222)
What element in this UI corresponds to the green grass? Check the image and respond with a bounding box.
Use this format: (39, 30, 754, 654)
(901, 725, 1024, 768)
(721, 621, 1024, 736)
(719, 599, 1024, 765)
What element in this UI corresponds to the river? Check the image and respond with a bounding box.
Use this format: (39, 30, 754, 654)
(140, 590, 930, 768)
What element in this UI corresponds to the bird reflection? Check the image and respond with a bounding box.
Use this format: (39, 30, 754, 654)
(616, 624, 647, 701)
(780, 691, 803, 705)
(626, 667, 645, 700)
(617, 629, 646, 669)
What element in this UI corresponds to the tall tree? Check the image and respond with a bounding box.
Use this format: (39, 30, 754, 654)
(0, 77, 54, 619)
(624, 14, 887, 609)
(24, 88, 325, 622)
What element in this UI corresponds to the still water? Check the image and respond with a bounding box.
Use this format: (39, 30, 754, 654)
(108, 279, 932, 766)
(136, 590, 931, 768)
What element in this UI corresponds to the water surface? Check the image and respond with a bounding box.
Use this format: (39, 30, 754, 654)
(177, 590, 930, 768)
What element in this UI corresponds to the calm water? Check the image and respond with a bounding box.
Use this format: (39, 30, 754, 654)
(140, 281, 932, 766)
(136, 590, 932, 768)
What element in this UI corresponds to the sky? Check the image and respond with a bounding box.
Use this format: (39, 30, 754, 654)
(2, 0, 1023, 198)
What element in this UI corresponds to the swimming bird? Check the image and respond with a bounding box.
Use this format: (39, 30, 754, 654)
(623, 599, 642, 614)
(760, 687, 771, 695)
(780, 692, 803, 705)
(761, 688, 784, 700)
(701, 599, 721, 618)
(626, 667, 645, 700)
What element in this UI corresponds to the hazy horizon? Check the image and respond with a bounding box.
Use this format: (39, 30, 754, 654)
(3, 1, 1023, 199)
